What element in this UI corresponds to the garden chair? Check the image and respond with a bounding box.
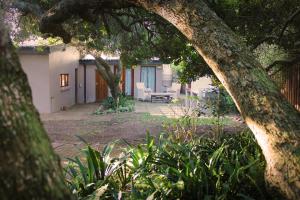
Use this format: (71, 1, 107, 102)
(136, 82, 152, 101)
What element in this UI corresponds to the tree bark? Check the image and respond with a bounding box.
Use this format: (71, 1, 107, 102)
(0, 14, 72, 200)
(129, 0, 300, 198)
(110, 83, 121, 100)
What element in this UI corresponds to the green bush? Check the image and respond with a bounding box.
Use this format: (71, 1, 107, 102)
(102, 94, 133, 110)
(102, 96, 116, 110)
(94, 94, 134, 115)
(205, 88, 238, 116)
(64, 131, 269, 199)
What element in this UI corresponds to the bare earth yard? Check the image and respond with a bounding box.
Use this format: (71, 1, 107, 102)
(41, 102, 245, 160)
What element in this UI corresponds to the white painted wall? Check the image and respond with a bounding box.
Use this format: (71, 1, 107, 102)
(162, 64, 173, 91)
(162, 64, 172, 82)
(190, 76, 213, 95)
(19, 54, 51, 113)
(49, 46, 80, 112)
(77, 64, 85, 104)
(133, 66, 141, 98)
(86, 65, 96, 103)
(155, 66, 163, 92)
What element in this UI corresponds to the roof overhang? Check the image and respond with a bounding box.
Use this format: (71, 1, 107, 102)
(17, 44, 67, 55)
(140, 60, 163, 65)
(79, 59, 120, 66)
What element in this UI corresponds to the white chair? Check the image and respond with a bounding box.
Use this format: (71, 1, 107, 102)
(167, 83, 181, 99)
(136, 82, 152, 101)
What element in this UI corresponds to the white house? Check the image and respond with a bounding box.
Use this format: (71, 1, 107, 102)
(190, 76, 214, 97)
(18, 44, 174, 113)
(19, 44, 80, 113)
(18, 43, 214, 113)
(78, 55, 174, 101)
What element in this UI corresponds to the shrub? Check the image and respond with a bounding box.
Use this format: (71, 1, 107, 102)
(130, 132, 267, 200)
(64, 130, 269, 200)
(204, 88, 238, 116)
(102, 96, 116, 110)
(94, 94, 135, 115)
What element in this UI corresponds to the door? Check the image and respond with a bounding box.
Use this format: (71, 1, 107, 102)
(141, 66, 156, 92)
(95, 70, 108, 101)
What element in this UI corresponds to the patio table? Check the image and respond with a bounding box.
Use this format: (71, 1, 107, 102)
(150, 93, 173, 103)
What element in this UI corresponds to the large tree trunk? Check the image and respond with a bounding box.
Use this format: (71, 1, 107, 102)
(130, 0, 300, 198)
(109, 82, 121, 100)
(0, 15, 72, 200)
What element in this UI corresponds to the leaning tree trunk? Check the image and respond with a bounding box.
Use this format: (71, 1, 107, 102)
(130, 0, 300, 198)
(108, 75, 121, 108)
(94, 57, 121, 102)
(111, 59, 123, 101)
(109, 82, 121, 100)
(0, 16, 72, 200)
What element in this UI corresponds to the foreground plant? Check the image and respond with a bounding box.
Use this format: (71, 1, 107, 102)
(64, 130, 270, 199)
(64, 141, 129, 199)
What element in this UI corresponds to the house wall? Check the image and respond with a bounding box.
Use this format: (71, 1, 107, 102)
(161, 64, 173, 90)
(190, 76, 213, 96)
(133, 64, 172, 98)
(49, 46, 80, 112)
(77, 64, 85, 104)
(79, 64, 116, 103)
(19, 54, 51, 113)
(86, 65, 97, 103)
(133, 66, 141, 98)
(156, 65, 163, 92)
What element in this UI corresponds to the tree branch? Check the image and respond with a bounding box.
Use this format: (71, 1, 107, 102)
(38, 0, 134, 43)
(278, 7, 300, 43)
(266, 56, 300, 72)
(12, 1, 43, 17)
(95, 56, 115, 81)
(251, 35, 278, 50)
(94, 60, 111, 82)
(251, 8, 300, 50)
(101, 13, 111, 37)
(116, 59, 122, 79)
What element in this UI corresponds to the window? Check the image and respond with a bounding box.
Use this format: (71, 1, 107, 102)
(60, 74, 69, 87)
(141, 66, 156, 92)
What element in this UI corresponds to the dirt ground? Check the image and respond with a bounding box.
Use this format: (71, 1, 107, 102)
(41, 103, 244, 161)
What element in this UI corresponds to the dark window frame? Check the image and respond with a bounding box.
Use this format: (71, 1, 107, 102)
(60, 74, 69, 87)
